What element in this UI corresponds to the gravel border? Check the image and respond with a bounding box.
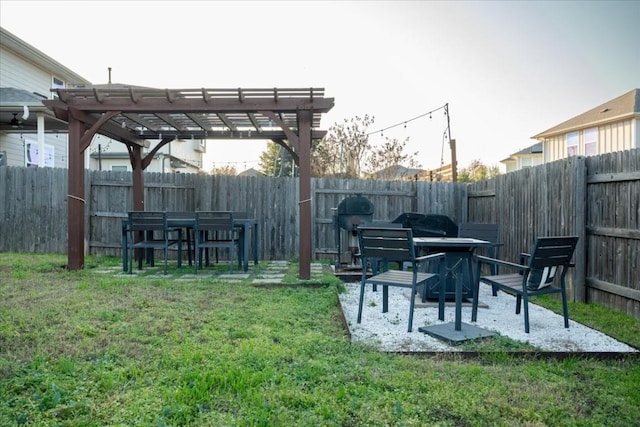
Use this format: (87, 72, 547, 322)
(338, 281, 638, 354)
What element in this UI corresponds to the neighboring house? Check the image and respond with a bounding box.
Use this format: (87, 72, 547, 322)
(1, 27, 206, 173)
(88, 131, 206, 174)
(238, 167, 264, 177)
(532, 88, 640, 162)
(500, 142, 543, 173)
(368, 164, 425, 181)
(0, 26, 90, 168)
(369, 163, 456, 182)
(416, 163, 454, 182)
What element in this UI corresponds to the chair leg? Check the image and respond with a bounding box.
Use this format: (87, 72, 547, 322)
(128, 240, 133, 275)
(163, 245, 168, 275)
(438, 269, 445, 321)
(515, 295, 522, 314)
(561, 288, 570, 329)
(382, 285, 389, 313)
(176, 229, 183, 268)
(522, 293, 530, 333)
(357, 281, 366, 323)
(407, 284, 417, 332)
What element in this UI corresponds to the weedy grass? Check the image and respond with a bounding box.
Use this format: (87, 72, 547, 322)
(1, 252, 639, 426)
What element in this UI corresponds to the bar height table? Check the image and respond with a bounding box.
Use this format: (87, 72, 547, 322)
(122, 212, 258, 273)
(413, 237, 496, 343)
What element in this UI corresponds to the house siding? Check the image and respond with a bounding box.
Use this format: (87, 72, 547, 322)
(0, 47, 59, 97)
(0, 47, 70, 168)
(543, 118, 635, 162)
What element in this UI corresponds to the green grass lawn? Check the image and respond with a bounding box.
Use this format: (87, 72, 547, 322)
(1, 253, 639, 426)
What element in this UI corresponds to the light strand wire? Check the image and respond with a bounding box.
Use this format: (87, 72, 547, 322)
(365, 103, 448, 136)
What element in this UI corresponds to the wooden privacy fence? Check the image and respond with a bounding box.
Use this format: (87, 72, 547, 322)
(0, 148, 638, 318)
(312, 178, 467, 263)
(0, 169, 465, 263)
(467, 148, 639, 319)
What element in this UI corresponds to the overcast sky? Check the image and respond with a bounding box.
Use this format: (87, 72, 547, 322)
(2, 0, 638, 172)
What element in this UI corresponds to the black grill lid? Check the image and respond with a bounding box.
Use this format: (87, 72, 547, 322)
(391, 213, 458, 237)
(337, 196, 374, 216)
(335, 196, 374, 231)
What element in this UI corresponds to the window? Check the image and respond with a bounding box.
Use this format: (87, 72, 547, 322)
(112, 165, 128, 172)
(25, 142, 55, 167)
(52, 77, 65, 99)
(584, 127, 598, 156)
(520, 157, 533, 169)
(566, 132, 579, 157)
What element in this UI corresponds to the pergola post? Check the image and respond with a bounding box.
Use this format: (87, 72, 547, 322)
(298, 110, 313, 280)
(67, 116, 85, 270)
(131, 145, 144, 211)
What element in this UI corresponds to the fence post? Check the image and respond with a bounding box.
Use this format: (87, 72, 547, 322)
(574, 157, 587, 302)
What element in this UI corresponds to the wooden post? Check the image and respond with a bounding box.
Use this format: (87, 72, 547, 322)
(450, 139, 458, 183)
(574, 157, 587, 302)
(132, 145, 144, 211)
(67, 116, 85, 270)
(298, 110, 313, 280)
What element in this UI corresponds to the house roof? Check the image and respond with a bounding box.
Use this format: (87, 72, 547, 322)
(0, 87, 69, 131)
(369, 164, 425, 180)
(0, 87, 47, 104)
(532, 88, 640, 139)
(238, 167, 263, 177)
(500, 142, 542, 163)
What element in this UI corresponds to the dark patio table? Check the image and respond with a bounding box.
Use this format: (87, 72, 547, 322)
(413, 237, 496, 343)
(122, 212, 259, 273)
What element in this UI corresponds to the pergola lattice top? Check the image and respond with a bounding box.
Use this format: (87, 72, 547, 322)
(49, 86, 331, 143)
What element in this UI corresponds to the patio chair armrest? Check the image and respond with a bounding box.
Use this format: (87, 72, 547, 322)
(476, 255, 529, 273)
(415, 251, 446, 263)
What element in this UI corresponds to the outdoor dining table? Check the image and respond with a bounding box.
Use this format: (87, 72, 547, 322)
(413, 237, 496, 343)
(122, 212, 259, 273)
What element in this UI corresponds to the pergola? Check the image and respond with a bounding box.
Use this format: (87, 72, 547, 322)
(43, 86, 334, 279)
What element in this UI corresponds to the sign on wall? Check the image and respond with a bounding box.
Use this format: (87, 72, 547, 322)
(25, 141, 54, 167)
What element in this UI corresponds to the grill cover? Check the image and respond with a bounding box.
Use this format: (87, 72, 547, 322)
(391, 213, 458, 237)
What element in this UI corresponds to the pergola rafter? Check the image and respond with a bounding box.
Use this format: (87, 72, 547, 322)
(43, 85, 334, 279)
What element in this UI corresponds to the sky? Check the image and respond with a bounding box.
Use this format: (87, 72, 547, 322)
(1, 0, 639, 173)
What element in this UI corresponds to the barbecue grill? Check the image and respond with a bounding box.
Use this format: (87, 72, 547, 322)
(391, 212, 458, 237)
(392, 212, 470, 300)
(333, 195, 374, 269)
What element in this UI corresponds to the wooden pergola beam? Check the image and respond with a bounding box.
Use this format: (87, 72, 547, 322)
(44, 86, 334, 280)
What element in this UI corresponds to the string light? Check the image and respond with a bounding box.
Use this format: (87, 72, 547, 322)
(366, 103, 448, 137)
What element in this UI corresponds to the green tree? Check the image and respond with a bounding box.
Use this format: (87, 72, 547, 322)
(311, 115, 374, 178)
(457, 160, 501, 182)
(259, 141, 296, 177)
(366, 136, 422, 180)
(210, 164, 237, 176)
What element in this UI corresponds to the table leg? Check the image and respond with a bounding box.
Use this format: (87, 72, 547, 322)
(252, 223, 259, 265)
(122, 221, 128, 272)
(454, 253, 465, 331)
(244, 224, 249, 271)
(419, 249, 495, 343)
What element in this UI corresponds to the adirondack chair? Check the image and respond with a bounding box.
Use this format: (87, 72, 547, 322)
(475, 236, 579, 333)
(127, 211, 178, 275)
(357, 227, 445, 332)
(194, 211, 239, 273)
(458, 223, 502, 296)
